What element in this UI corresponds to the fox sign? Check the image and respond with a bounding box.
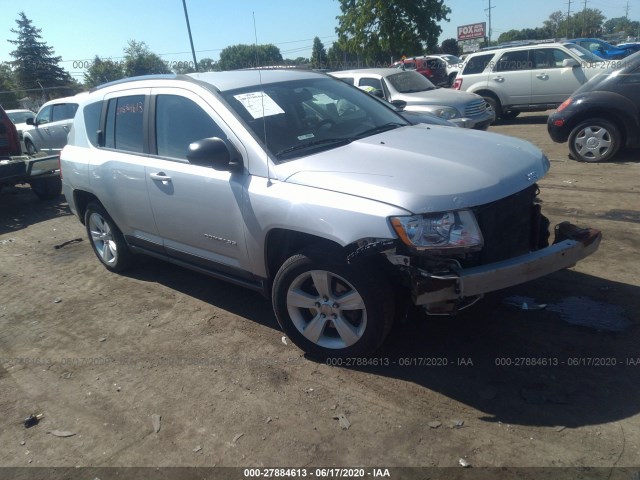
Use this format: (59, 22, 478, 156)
(457, 22, 486, 41)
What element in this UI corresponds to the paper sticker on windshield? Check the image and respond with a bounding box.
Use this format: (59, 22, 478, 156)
(234, 92, 284, 119)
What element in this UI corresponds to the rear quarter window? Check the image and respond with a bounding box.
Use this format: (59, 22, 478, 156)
(463, 54, 494, 75)
(83, 101, 102, 147)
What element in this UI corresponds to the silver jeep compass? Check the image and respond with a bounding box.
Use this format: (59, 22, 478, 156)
(60, 70, 601, 358)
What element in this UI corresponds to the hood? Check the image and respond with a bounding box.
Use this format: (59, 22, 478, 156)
(394, 88, 482, 109)
(275, 125, 549, 214)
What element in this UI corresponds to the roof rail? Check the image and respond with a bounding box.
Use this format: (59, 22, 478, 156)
(90, 74, 189, 92)
(480, 38, 560, 51)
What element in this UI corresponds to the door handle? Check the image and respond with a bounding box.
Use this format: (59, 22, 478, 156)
(536, 74, 549, 79)
(492, 76, 504, 82)
(149, 172, 172, 183)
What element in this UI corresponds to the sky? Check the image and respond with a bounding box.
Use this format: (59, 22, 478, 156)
(0, 0, 636, 81)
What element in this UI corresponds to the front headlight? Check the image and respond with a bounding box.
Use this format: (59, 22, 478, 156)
(432, 106, 460, 119)
(391, 210, 483, 251)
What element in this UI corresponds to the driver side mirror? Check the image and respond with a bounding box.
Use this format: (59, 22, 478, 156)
(390, 100, 407, 110)
(187, 137, 242, 172)
(562, 58, 579, 68)
(26, 117, 35, 126)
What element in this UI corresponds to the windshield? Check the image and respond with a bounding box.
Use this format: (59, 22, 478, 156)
(7, 111, 34, 124)
(221, 77, 409, 162)
(564, 43, 606, 63)
(386, 71, 436, 93)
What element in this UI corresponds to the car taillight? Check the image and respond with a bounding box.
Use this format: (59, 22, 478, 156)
(58, 153, 62, 179)
(453, 78, 462, 90)
(557, 97, 573, 112)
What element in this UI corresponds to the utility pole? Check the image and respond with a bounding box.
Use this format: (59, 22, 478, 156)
(625, 0, 630, 20)
(566, 0, 572, 38)
(582, 0, 587, 36)
(485, 0, 496, 45)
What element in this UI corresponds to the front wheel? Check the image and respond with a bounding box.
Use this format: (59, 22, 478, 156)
(85, 202, 133, 272)
(569, 118, 621, 162)
(272, 247, 394, 358)
(482, 96, 502, 117)
(24, 139, 37, 155)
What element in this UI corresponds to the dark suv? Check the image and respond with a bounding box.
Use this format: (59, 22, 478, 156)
(547, 51, 640, 162)
(0, 105, 21, 158)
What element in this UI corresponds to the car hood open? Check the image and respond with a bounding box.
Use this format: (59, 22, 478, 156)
(275, 125, 549, 214)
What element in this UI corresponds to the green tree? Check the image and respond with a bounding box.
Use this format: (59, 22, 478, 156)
(570, 8, 605, 37)
(311, 37, 328, 69)
(336, 0, 451, 63)
(0, 63, 20, 109)
(604, 16, 640, 37)
(84, 56, 125, 88)
(440, 38, 460, 56)
(8, 12, 74, 100)
(543, 10, 566, 38)
(218, 44, 283, 70)
(123, 40, 171, 77)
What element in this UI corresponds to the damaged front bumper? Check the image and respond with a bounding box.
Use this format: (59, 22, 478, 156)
(411, 223, 601, 305)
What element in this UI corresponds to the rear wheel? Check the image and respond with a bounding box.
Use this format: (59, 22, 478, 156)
(569, 118, 621, 162)
(85, 202, 133, 272)
(30, 176, 61, 200)
(272, 246, 394, 358)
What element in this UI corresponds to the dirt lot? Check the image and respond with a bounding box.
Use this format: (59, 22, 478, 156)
(1, 113, 639, 473)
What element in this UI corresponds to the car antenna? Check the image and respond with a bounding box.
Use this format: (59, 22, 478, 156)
(253, 12, 272, 186)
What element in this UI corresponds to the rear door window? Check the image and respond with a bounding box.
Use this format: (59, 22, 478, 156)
(103, 95, 146, 153)
(496, 50, 532, 72)
(52, 103, 78, 122)
(463, 54, 494, 75)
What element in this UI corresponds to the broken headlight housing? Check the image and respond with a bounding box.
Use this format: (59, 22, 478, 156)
(390, 210, 484, 252)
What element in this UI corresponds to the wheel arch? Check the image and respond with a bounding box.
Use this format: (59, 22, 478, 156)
(73, 190, 102, 225)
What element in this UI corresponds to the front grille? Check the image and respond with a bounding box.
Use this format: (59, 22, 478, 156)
(464, 184, 541, 267)
(464, 99, 487, 117)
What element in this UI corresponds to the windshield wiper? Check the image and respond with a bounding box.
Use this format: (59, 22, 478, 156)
(353, 122, 405, 139)
(275, 137, 353, 157)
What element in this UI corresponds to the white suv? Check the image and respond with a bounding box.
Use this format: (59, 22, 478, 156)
(453, 42, 606, 120)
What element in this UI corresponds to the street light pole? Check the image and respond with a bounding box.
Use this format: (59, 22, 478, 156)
(182, 0, 199, 72)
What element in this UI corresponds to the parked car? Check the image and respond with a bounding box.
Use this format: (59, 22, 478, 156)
(331, 68, 494, 129)
(23, 96, 80, 155)
(6, 109, 36, 153)
(565, 38, 633, 60)
(429, 54, 464, 86)
(390, 56, 448, 87)
(547, 51, 640, 162)
(454, 42, 607, 120)
(0, 105, 22, 158)
(359, 86, 457, 127)
(616, 42, 640, 54)
(60, 70, 600, 357)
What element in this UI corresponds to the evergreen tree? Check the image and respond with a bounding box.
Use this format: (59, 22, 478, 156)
(311, 37, 328, 69)
(8, 12, 73, 99)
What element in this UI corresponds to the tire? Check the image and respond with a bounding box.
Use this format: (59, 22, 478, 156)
(500, 110, 520, 120)
(30, 176, 61, 200)
(272, 246, 394, 358)
(568, 118, 621, 163)
(482, 95, 502, 117)
(24, 139, 37, 155)
(84, 202, 133, 272)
